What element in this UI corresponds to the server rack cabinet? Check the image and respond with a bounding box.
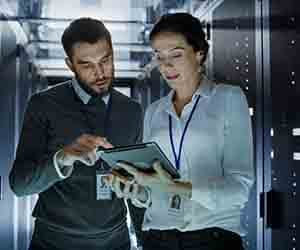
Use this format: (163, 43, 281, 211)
(211, 1, 258, 249)
(267, 1, 299, 250)
(0, 18, 48, 250)
(211, 0, 299, 250)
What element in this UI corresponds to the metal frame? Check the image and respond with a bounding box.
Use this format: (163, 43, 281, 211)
(255, 0, 272, 250)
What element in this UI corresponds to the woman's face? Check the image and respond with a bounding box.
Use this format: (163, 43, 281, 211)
(151, 32, 204, 90)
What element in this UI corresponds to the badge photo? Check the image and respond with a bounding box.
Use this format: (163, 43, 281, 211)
(170, 194, 181, 210)
(96, 174, 112, 200)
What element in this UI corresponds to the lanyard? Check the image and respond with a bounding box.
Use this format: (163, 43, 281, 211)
(169, 95, 201, 170)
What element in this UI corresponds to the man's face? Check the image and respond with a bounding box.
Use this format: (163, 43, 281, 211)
(66, 39, 114, 95)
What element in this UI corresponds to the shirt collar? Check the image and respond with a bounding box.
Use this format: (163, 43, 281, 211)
(194, 75, 215, 98)
(71, 78, 110, 105)
(162, 75, 215, 114)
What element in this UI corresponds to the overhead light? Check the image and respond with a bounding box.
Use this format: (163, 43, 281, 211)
(43, 21, 144, 31)
(40, 69, 142, 78)
(33, 58, 142, 71)
(80, 0, 102, 7)
(32, 42, 152, 52)
(194, 0, 224, 19)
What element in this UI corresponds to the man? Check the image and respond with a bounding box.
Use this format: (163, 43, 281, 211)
(9, 18, 144, 250)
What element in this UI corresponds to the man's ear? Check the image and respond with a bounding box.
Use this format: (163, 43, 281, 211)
(65, 57, 74, 72)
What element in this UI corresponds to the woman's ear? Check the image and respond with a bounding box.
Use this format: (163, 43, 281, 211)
(196, 50, 205, 65)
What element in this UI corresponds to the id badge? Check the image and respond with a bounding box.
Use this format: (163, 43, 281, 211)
(167, 194, 184, 217)
(96, 173, 112, 200)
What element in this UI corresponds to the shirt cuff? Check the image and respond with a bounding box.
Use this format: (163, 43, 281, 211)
(53, 150, 74, 179)
(131, 187, 152, 208)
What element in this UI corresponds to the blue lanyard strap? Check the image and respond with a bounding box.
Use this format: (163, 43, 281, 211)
(169, 95, 201, 170)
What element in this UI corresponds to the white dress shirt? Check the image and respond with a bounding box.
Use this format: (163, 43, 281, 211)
(142, 76, 254, 236)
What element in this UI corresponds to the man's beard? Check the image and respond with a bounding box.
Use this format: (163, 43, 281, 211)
(75, 72, 112, 97)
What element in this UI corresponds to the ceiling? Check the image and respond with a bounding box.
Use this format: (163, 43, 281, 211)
(0, 0, 210, 80)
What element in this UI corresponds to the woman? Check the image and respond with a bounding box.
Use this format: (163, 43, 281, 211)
(107, 12, 254, 250)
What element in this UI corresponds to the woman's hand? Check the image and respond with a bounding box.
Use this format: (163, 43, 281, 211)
(116, 160, 174, 187)
(116, 161, 192, 198)
(103, 174, 149, 202)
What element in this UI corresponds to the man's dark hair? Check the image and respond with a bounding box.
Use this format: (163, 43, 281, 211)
(150, 13, 209, 63)
(62, 17, 112, 59)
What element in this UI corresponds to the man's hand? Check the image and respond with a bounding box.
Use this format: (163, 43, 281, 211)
(58, 134, 113, 166)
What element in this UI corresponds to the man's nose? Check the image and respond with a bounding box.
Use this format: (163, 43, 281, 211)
(94, 64, 105, 77)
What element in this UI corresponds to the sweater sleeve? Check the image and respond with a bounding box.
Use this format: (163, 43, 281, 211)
(9, 95, 63, 197)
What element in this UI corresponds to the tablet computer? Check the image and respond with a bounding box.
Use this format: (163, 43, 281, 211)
(97, 142, 180, 179)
